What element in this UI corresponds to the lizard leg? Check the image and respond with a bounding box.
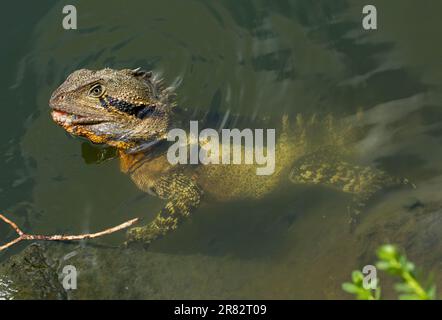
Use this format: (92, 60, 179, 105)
(126, 173, 202, 246)
(289, 150, 413, 224)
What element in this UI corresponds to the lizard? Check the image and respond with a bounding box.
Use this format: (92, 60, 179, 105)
(49, 68, 412, 246)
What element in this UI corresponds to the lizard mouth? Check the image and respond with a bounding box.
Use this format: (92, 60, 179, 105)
(51, 110, 80, 125)
(51, 110, 106, 126)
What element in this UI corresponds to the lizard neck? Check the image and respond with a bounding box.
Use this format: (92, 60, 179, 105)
(119, 150, 145, 174)
(117, 139, 171, 174)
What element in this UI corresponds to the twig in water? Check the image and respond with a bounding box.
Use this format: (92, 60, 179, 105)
(0, 213, 139, 251)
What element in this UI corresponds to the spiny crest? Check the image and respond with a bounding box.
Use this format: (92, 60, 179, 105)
(293, 113, 366, 156)
(130, 67, 177, 108)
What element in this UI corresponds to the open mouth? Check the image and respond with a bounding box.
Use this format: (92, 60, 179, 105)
(51, 110, 81, 125)
(51, 110, 105, 126)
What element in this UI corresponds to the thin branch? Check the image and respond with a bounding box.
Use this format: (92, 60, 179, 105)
(0, 213, 139, 251)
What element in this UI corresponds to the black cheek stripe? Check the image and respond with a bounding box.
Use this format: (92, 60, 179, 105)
(99, 97, 108, 108)
(103, 95, 155, 119)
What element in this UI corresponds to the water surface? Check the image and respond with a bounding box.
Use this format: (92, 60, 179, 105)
(1, 0, 442, 299)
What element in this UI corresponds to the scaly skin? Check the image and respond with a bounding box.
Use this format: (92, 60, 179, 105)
(49, 68, 411, 246)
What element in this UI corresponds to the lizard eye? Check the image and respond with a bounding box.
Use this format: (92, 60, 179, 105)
(89, 84, 105, 98)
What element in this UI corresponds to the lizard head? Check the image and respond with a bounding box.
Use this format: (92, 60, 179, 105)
(49, 68, 176, 151)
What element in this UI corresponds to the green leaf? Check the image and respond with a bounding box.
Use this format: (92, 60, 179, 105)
(399, 293, 421, 300)
(343, 244, 437, 301)
(376, 261, 391, 271)
(351, 270, 364, 284)
(357, 291, 373, 300)
(377, 244, 397, 260)
(404, 262, 415, 273)
(426, 285, 436, 300)
(342, 283, 360, 294)
(374, 287, 381, 300)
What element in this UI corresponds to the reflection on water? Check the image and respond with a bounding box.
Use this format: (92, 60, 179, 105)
(1, 0, 442, 299)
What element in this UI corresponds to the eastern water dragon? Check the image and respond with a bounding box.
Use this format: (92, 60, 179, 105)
(49, 68, 412, 246)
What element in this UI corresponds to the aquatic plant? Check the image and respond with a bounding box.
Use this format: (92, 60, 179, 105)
(342, 244, 436, 300)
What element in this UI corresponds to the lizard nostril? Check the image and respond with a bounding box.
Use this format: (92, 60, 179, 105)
(50, 93, 66, 107)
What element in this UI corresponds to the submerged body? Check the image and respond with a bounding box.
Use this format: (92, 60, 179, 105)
(49, 68, 409, 245)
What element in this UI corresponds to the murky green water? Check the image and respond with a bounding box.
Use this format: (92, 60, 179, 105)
(1, 0, 442, 299)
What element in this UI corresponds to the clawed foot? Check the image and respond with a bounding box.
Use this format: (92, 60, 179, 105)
(124, 225, 159, 249)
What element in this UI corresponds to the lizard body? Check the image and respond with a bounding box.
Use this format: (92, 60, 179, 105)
(49, 68, 410, 246)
